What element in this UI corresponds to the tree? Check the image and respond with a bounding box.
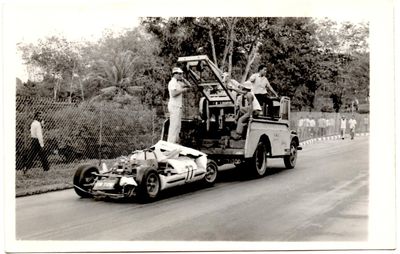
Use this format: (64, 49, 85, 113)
(314, 19, 369, 112)
(141, 17, 274, 83)
(18, 36, 82, 100)
(255, 18, 323, 110)
(80, 28, 167, 105)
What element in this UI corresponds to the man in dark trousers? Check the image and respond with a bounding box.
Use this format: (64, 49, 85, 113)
(25, 111, 50, 173)
(231, 81, 254, 140)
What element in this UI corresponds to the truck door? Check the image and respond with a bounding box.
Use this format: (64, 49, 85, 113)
(278, 97, 291, 154)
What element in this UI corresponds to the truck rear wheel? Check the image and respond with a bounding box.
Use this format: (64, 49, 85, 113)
(284, 140, 298, 169)
(248, 141, 268, 178)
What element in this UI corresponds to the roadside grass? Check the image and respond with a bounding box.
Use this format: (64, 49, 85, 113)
(15, 159, 114, 197)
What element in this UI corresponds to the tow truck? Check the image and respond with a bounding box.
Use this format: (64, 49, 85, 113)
(161, 55, 301, 177)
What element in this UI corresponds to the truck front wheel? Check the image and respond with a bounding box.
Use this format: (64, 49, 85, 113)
(284, 140, 298, 169)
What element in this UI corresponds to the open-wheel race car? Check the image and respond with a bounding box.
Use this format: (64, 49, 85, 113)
(73, 140, 218, 202)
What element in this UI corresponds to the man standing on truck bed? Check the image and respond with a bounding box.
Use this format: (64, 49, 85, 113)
(167, 67, 191, 143)
(248, 64, 278, 117)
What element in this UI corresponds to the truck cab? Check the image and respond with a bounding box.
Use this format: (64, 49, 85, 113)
(161, 55, 301, 177)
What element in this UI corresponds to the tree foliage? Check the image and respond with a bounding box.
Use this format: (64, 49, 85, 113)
(18, 17, 369, 112)
(18, 36, 82, 100)
(314, 19, 369, 112)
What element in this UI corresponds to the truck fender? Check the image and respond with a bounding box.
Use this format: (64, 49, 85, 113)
(245, 134, 271, 158)
(259, 135, 271, 156)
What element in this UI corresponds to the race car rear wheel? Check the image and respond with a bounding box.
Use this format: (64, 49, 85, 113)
(138, 170, 160, 202)
(203, 160, 218, 186)
(284, 140, 298, 169)
(73, 164, 99, 198)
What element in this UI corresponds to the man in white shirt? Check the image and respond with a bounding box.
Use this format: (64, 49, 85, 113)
(309, 117, 316, 138)
(248, 64, 278, 117)
(318, 116, 327, 137)
(328, 117, 335, 136)
(25, 111, 50, 173)
(340, 115, 347, 140)
(297, 116, 305, 139)
(303, 116, 311, 139)
(348, 115, 357, 140)
(167, 67, 191, 143)
(363, 116, 369, 132)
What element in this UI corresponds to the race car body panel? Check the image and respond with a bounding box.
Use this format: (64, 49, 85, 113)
(73, 141, 217, 202)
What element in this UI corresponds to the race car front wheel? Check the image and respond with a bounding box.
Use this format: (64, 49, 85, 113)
(138, 170, 160, 202)
(73, 164, 99, 198)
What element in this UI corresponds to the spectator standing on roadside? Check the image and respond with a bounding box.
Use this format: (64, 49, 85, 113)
(340, 115, 347, 140)
(298, 116, 305, 139)
(317, 115, 326, 137)
(328, 116, 335, 136)
(363, 115, 369, 132)
(349, 115, 357, 140)
(25, 111, 50, 173)
(304, 115, 311, 138)
(248, 64, 278, 117)
(309, 117, 316, 138)
(167, 67, 191, 143)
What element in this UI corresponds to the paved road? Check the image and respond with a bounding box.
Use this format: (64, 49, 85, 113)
(16, 136, 369, 242)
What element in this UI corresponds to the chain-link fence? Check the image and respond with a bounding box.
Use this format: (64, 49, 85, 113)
(16, 96, 165, 174)
(16, 96, 369, 174)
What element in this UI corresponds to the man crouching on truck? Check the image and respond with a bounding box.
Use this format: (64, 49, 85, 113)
(231, 81, 254, 140)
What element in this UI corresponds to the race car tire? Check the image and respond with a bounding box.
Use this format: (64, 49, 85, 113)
(137, 169, 160, 202)
(284, 140, 298, 169)
(73, 164, 99, 198)
(203, 159, 218, 186)
(247, 141, 268, 178)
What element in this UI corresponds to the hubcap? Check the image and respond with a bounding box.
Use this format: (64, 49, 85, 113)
(256, 146, 266, 174)
(205, 163, 217, 182)
(146, 174, 159, 196)
(83, 170, 96, 188)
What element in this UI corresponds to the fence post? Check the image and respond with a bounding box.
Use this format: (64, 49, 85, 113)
(151, 105, 155, 145)
(98, 102, 103, 166)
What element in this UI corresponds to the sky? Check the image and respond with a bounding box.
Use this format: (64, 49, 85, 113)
(11, 3, 141, 81)
(14, 4, 140, 44)
(8, 0, 371, 81)
(12, 3, 369, 44)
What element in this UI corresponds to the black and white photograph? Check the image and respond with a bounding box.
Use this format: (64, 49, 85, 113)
(2, 0, 397, 252)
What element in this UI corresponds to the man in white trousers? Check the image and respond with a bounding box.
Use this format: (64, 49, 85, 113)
(167, 67, 191, 143)
(348, 115, 357, 140)
(340, 115, 347, 140)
